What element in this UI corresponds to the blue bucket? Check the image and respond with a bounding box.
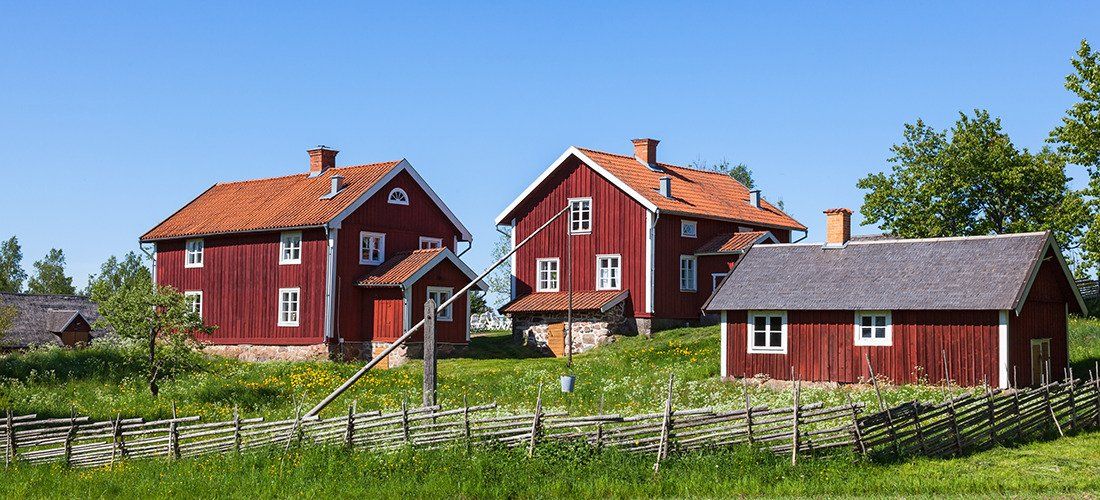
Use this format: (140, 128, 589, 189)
(560, 375, 576, 393)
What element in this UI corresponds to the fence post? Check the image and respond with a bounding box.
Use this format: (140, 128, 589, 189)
(401, 400, 411, 445)
(423, 299, 437, 408)
(168, 403, 180, 460)
(1012, 384, 1023, 441)
(111, 413, 125, 465)
(654, 374, 674, 473)
(912, 402, 927, 455)
(1043, 377, 1064, 437)
(866, 354, 899, 455)
(742, 379, 754, 446)
(790, 372, 800, 466)
(1093, 363, 1100, 428)
(845, 393, 866, 455)
(985, 385, 997, 446)
(233, 406, 242, 453)
(5, 409, 15, 467)
(63, 408, 77, 468)
(344, 402, 355, 449)
(946, 396, 963, 456)
(1066, 368, 1077, 432)
(462, 395, 471, 454)
(527, 383, 544, 458)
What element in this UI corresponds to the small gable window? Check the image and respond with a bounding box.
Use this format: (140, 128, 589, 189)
(854, 311, 892, 346)
(419, 237, 443, 250)
(748, 311, 787, 354)
(569, 198, 592, 234)
(427, 286, 454, 321)
(387, 188, 409, 205)
(280, 231, 302, 264)
(185, 239, 204, 268)
(360, 232, 386, 265)
(681, 220, 698, 238)
(679, 255, 697, 292)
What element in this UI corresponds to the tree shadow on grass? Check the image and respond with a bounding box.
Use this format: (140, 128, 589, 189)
(455, 331, 552, 360)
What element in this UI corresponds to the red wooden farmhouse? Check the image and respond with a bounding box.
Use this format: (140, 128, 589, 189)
(141, 147, 485, 365)
(495, 138, 805, 353)
(705, 208, 1087, 388)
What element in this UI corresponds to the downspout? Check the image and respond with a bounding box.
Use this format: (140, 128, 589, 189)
(457, 239, 473, 257)
(791, 228, 808, 243)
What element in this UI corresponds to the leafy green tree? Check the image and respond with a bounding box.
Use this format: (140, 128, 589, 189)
(0, 236, 27, 293)
(858, 110, 1088, 257)
(85, 251, 151, 299)
(486, 229, 512, 306)
(692, 158, 756, 188)
(470, 291, 489, 314)
(1050, 39, 1100, 270)
(94, 278, 213, 396)
(26, 248, 76, 295)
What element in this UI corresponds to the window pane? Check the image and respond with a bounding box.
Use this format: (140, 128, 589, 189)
(754, 331, 766, 347)
(770, 331, 782, 347)
(861, 316, 872, 327)
(770, 316, 782, 332)
(874, 316, 886, 327)
(754, 316, 767, 331)
(875, 327, 886, 338)
(861, 327, 872, 338)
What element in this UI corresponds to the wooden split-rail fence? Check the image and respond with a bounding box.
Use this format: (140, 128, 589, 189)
(3, 369, 1099, 471)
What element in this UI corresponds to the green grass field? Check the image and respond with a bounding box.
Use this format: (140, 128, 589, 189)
(1, 317, 1098, 498)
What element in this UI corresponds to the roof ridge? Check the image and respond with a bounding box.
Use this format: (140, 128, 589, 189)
(212, 160, 402, 187)
(0, 292, 90, 299)
(847, 231, 1050, 246)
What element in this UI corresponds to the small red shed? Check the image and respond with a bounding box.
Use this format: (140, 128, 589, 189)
(704, 208, 1087, 388)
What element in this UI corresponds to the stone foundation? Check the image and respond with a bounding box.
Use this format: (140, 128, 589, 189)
(203, 343, 330, 362)
(510, 303, 633, 355)
(204, 341, 468, 366)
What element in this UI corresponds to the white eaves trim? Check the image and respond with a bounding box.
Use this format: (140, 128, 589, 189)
(360, 248, 489, 292)
(695, 231, 780, 256)
(494, 146, 660, 225)
(329, 159, 474, 242)
(1012, 233, 1087, 316)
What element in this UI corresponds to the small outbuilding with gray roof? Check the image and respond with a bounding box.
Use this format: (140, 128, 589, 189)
(704, 208, 1085, 388)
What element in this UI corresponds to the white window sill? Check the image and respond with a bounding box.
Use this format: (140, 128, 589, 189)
(748, 347, 787, 354)
(854, 339, 892, 347)
(277, 322, 300, 328)
(279, 260, 301, 265)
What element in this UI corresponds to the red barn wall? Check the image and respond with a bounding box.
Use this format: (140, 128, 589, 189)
(362, 288, 404, 343)
(724, 309, 1000, 386)
(155, 229, 328, 345)
(510, 157, 648, 317)
(654, 214, 790, 319)
(1009, 249, 1072, 385)
(335, 170, 466, 343)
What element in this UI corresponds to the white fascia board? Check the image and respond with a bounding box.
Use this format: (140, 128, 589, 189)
(720, 310, 728, 378)
(1013, 234, 1087, 316)
(329, 159, 474, 242)
(510, 219, 517, 301)
(645, 210, 655, 314)
(494, 146, 660, 225)
(998, 310, 1009, 389)
(323, 227, 339, 340)
(400, 248, 489, 291)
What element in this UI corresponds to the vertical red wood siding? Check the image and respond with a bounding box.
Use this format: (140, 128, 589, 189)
(364, 288, 404, 343)
(336, 170, 466, 343)
(155, 229, 328, 345)
(724, 309, 999, 386)
(511, 158, 648, 317)
(655, 214, 791, 319)
(1009, 249, 1072, 385)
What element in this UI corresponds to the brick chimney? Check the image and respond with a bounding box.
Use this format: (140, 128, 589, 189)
(824, 208, 852, 247)
(632, 138, 660, 167)
(308, 146, 339, 177)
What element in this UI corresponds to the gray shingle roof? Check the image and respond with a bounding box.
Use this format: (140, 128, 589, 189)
(704, 231, 1081, 312)
(0, 293, 105, 348)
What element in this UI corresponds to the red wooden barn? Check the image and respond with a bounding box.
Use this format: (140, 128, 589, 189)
(140, 147, 485, 365)
(495, 138, 805, 353)
(704, 208, 1087, 388)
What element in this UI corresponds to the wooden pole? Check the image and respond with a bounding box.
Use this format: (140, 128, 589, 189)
(63, 408, 77, 468)
(111, 413, 124, 465)
(566, 220, 573, 368)
(1012, 380, 1023, 440)
(985, 385, 997, 445)
(946, 394, 963, 456)
(865, 354, 898, 455)
(462, 395, 471, 454)
(344, 402, 355, 449)
(790, 369, 800, 466)
(742, 378, 754, 446)
(233, 406, 242, 453)
(1043, 376, 1064, 437)
(5, 409, 15, 467)
(845, 393, 866, 456)
(912, 402, 927, 455)
(654, 374, 674, 472)
(423, 299, 437, 408)
(941, 349, 952, 390)
(1067, 367, 1077, 431)
(1092, 364, 1100, 428)
(401, 400, 411, 445)
(527, 383, 544, 457)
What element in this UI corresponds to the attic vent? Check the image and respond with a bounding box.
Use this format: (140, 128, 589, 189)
(748, 190, 761, 208)
(320, 174, 344, 200)
(659, 176, 672, 198)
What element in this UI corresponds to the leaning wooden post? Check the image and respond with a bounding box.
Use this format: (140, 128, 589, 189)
(1012, 367, 1023, 440)
(5, 409, 16, 467)
(285, 406, 302, 452)
(1043, 376, 1065, 437)
(790, 370, 801, 466)
(984, 385, 997, 446)
(1066, 367, 1077, 432)
(654, 374, 675, 473)
(527, 383, 544, 458)
(912, 402, 927, 455)
(111, 413, 125, 465)
(63, 408, 77, 468)
(233, 406, 242, 453)
(845, 393, 866, 456)
(168, 403, 180, 460)
(1092, 364, 1100, 429)
(401, 400, 411, 445)
(423, 299, 437, 408)
(344, 402, 355, 449)
(866, 354, 898, 455)
(462, 395, 471, 454)
(742, 378, 754, 446)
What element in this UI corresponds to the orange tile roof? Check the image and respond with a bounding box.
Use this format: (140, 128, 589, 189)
(695, 231, 770, 255)
(577, 148, 806, 230)
(501, 290, 629, 314)
(356, 249, 446, 287)
(141, 161, 401, 241)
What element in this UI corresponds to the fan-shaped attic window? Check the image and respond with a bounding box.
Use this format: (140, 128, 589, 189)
(387, 188, 409, 205)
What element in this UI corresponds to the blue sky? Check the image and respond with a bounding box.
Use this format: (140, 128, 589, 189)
(1, 1, 1098, 291)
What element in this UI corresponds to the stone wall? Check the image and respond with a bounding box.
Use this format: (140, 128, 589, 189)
(510, 303, 632, 355)
(204, 340, 468, 366)
(203, 343, 330, 362)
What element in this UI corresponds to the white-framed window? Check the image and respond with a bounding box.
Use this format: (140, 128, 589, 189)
(359, 232, 386, 265)
(536, 258, 560, 292)
(184, 291, 203, 318)
(185, 239, 204, 268)
(681, 220, 698, 238)
(278, 288, 300, 327)
(712, 272, 728, 291)
(679, 255, 697, 291)
(279, 231, 302, 264)
(747, 310, 787, 354)
(569, 197, 592, 234)
(419, 237, 443, 250)
(596, 254, 621, 290)
(387, 188, 409, 205)
(427, 286, 454, 321)
(854, 311, 892, 346)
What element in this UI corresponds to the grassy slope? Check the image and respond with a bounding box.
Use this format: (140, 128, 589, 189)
(0, 318, 1097, 497)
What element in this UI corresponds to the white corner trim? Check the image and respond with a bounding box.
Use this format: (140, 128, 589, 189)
(1013, 234, 1086, 316)
(720, 310, 728, 378)
(403, 286, 412, 332)
(466, 291, 472, 342)
(323, 227, 338, 339)
(998, 310, 1009, 389)
(509, 219, 517, 301)
(494, 146, 659, 225)
(645, 210, 655, 314)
